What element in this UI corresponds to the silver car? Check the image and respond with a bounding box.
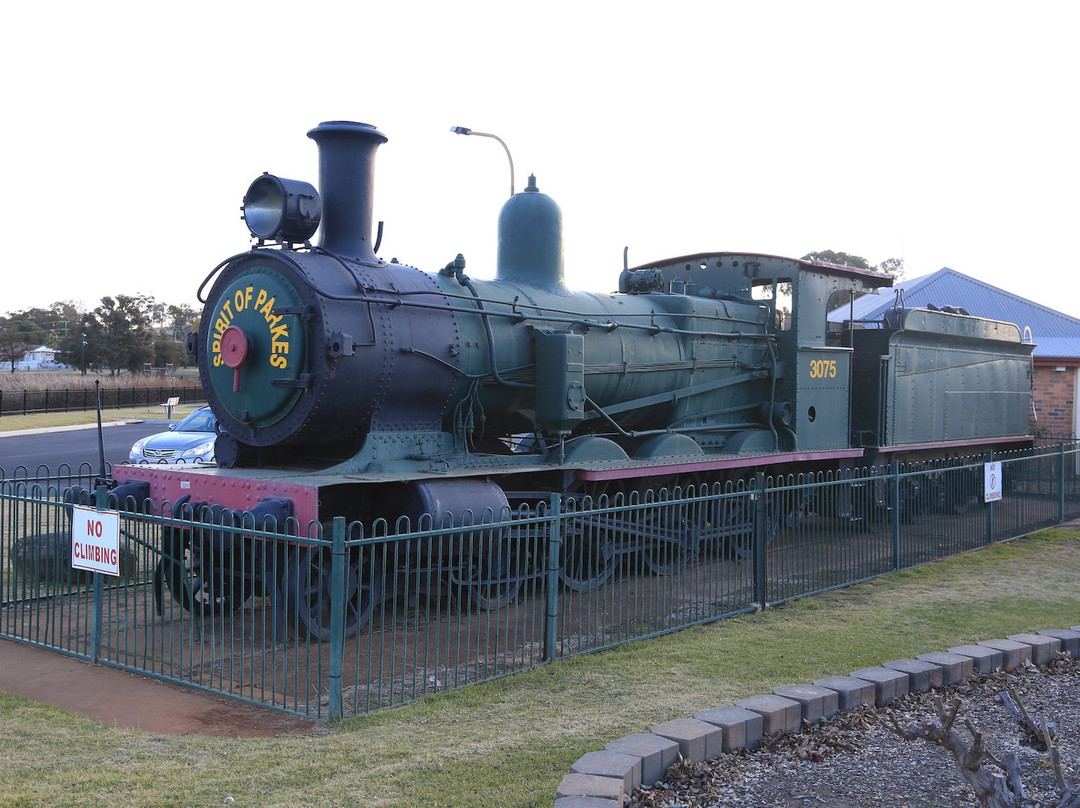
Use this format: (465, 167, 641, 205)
(129, 407, 217, 465)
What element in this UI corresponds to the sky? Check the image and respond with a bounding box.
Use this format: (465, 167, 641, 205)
(3, 1, 1079, 331)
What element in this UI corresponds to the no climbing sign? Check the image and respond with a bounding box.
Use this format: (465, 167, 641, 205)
(71, 505, 121, 576)
(984, 461, 1003, 504)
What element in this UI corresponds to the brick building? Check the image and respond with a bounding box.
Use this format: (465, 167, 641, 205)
(828, 267, 1080, 440)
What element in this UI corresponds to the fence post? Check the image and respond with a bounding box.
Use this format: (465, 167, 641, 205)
(328, 516, 346, 722)
(90, 484, 107, 664)
(543, 494, 562, 662)
(753, 472, 766, 609)
(1059, 442, 1067, 525)
(986, 451, 994, 545)
(891, 461, 901, 571)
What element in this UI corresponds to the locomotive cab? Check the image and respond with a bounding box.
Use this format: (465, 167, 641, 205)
(625, 253, 894, 453)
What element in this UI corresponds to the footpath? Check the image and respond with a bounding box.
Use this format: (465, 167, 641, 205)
(0, 639, 319, 736)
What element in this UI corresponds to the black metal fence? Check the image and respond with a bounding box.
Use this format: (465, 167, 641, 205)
(0, 386, 203, 417)
(2, 442, 1078, 721)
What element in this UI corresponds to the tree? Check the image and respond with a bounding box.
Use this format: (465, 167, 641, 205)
(800, 251, 905, 304)
(801, 250, 905, 281)
(80, 295, 154, 375)
(152, 335, 187, 369)
(137, 294, 168, 330)
(0, 318, 46, 373)
(166, 303, 197, 344)
(4, 301, 82, 348)
(55, 316, 95, 374)
(56, 314, 110, 375)
(875, 256, 905, 281)
(801, 250, 871, 270)
(164, 303, 198, 367)
(9, 294, 196, 374)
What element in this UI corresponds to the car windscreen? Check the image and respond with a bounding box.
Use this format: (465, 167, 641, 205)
(175, 412, 216, 433)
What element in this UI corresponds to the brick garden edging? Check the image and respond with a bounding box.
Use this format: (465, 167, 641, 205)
(554, 627, 1080, 807)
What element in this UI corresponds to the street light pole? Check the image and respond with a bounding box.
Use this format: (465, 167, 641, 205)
(450, 126, 515, 197)
(81, 333, 87, 376)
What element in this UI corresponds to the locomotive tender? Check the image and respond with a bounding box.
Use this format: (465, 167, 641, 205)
(111, 120, 1034, 634)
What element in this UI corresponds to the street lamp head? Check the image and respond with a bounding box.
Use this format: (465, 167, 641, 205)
(448, 125, 515, 197)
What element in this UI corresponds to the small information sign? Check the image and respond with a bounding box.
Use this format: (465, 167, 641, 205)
(984, 461, 1002, 503)
(71, 505, 121, 576)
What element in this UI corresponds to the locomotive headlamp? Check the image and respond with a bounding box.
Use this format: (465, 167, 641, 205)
(242, 173, 322, 242)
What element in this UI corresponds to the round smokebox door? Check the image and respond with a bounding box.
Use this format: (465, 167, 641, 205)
(204, 266, 308, 426)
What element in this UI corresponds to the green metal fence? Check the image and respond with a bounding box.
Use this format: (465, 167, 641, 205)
(2, 442, 1078, 721)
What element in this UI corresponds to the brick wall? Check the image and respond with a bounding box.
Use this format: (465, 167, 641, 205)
(1032, 365, 1076, 438)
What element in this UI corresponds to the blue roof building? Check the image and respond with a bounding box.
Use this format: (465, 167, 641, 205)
(828, 267, 1080, 437)
(827, 267, 1080, 358)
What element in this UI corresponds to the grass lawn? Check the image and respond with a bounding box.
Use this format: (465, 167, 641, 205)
(1, 528, 1078, 807)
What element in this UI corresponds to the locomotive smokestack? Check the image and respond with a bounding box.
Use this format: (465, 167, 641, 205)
(307, 121, 388, 265)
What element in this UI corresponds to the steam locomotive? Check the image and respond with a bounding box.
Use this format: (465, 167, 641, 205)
(110, 120, 1034, 636)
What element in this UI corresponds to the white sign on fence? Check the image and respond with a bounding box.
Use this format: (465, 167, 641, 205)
(71, 505, 121, 576)
(984, 461, 1003, 503)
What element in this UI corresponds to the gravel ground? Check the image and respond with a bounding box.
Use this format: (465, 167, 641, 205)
(630, 655, 1080, 808)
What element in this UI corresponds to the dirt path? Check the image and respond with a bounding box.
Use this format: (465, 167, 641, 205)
(0, 638, 320, 737)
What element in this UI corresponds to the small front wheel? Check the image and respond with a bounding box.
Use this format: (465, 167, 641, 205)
(463, 537, 525, 610)
(160, 526, 252, 615)
(288, 545, 382, 641)
(642, 535, 696, 576)
(559, 532, 618, 591)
